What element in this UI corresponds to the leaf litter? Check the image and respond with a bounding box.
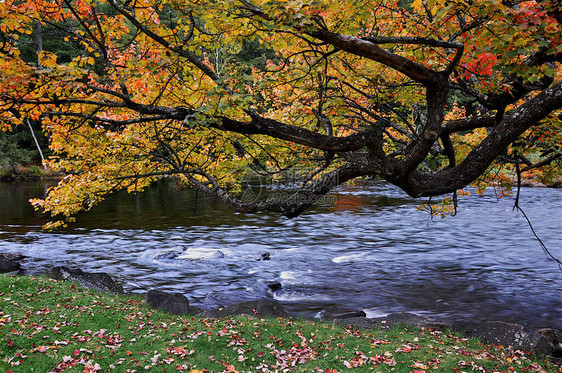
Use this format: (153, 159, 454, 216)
(0, 275, 559, 372)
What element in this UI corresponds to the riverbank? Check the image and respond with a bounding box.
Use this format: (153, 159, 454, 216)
(0, 275, 558, 373)
(0, 166, 62, 182)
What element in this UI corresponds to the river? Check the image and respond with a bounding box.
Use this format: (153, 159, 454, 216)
(1, 180, 561, 330)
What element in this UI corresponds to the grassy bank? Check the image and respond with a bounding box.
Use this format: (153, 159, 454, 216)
(0, 275, 557, 372)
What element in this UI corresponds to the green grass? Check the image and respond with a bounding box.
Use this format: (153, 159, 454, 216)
(0, 275, 558, 372)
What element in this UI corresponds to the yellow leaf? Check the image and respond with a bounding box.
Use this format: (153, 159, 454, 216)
(38, 51, 57, 68)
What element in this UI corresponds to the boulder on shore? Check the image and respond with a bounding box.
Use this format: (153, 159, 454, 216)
(537, 328, 562, 358)
(333, 312, 452, 330)
(0, 253, 26, 273)
(145, 289, 203, 316)
(471, 321, 554, 356)
(0, 253, 26, 261)
(0, 259, 21, 273)
(51, 266, 124, 295)
(202, 299, 290, 319)
(322, 310, 367, 320)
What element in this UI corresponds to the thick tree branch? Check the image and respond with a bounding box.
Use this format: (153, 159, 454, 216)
(47, 111, 172, 126)
(400, 81, 562, 196)
(442, 115, 496, 134)
(41, 92, 382, 152)
(398, 75, 450, 175)
(238, 1, 454, 85)
(185, 156, 372, 217)
(216, 114, 381, 152)
(363, 36, 464, 73)
(307, 29, 442, 86)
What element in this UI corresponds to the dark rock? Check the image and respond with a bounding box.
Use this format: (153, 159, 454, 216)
(202, 299, 290, 318)
(267, 282, 282, 292)
(259, 252, 271, 261)
(473, 321, 553, 355)
(0, 259, 21, 273)
(17, 267, 47, 276)
(334, 312, 451, 330)
(211, 250, 225, 259)
(333, 316, 379, 329)
(51, 266, 124, 294)
(537, 328, 560, 345)
(537, 329, 562, 357)
(451, 320, 480, 334)
(0, 253, 26, 261)
(155, 251, 179, 260)
(380, 312, 448, 328)
(145, 290, 203, 316)
(323, 310, 367, 319)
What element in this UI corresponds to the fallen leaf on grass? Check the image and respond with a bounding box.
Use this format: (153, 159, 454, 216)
(411, 362, 429, 369)
(385, 357, 397, 366)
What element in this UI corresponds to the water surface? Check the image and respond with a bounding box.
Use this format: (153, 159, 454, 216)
(1, 180, 560, 330)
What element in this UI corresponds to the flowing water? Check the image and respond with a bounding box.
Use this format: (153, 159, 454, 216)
(1, 180, 561, 330)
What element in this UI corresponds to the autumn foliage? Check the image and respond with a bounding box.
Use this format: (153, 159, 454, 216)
(0, 0, 560, 227)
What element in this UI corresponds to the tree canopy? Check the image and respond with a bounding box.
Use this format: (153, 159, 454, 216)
(0, 0, 560, 228)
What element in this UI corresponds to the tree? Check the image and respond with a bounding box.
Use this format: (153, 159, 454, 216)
(0, 0, 560, 228)
(0, 125, 36, 175)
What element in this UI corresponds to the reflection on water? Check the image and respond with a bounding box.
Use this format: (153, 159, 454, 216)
(0, 180, 561, 330)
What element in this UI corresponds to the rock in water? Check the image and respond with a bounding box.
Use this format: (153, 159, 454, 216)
(259, 252, 271, 261)
(51, 266, 124, 294)
(267, 282, 282, 292)
(145, 289, 203, 316)
(155, 251, 179, 260)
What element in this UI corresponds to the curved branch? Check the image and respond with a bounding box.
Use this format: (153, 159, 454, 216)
(237, 1, 453, 85)
(520, 153, 562, 172)
(216, 114, 382, 152)
(106, 0, 219, 81)
(398, 75, 450, 174)
(185, 156, 372, 217)
(307, 29, 442, 86)
(442, 115, 496, 134)
(47, 111, 172, 127)
(401, 81, 562, 196)
(40, 92, 383, 152)
(362, 36, 464, 74)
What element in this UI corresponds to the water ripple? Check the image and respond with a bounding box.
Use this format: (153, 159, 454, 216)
(1, 181, 561, 329)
